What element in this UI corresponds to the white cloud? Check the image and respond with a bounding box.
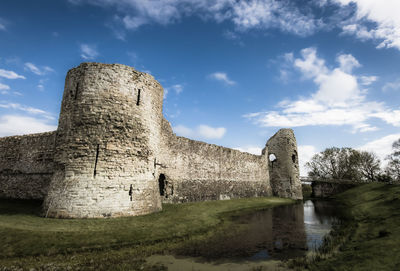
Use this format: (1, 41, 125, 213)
(173, 124, 226, 139)
(336, 0, 400, 50)
(70, 0, 323, 36)
(0, 102, 54, 120)
(165, 84, 184, 99)
(0, 83, 10, 90)
(245, 47, 400, 132)
(173, 124, 193, 137)
(0, 69, 25, 80)
(337, 54, 360, 73)
(383, 79, 400, 92)
(209, 72, 236, 85)
(360, 75, 378, 86)
(0, 115, 57, 137)
(197, 124, 226, 139)
(358, 133, 400, 166)
(233, 145, 262, 155)
(370, 110, 400, 127)
(0, 17, 7, 31)
(298, 145, 318, 176)
(24, 62, 54, 76)
(37, 78, 48, 91)
(80, 44, 99, 60)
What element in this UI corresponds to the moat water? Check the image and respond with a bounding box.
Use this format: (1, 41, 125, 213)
(147, 199, 343, 270)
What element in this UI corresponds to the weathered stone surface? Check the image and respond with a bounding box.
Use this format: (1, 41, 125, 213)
(0, 132, 56, 199)
(158, 118, 271, 203)
(266, 129, 302, 200)
(0, 62, 302, 218)
(43, 63, 163, 218)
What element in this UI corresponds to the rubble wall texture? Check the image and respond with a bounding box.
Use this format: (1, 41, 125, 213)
(43, 63, 162, 218)
(266, 129, 302, 200)
(0, 132, 56, 199)
(158, 119, 271, 202)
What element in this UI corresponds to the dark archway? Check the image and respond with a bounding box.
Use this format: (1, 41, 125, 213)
(158, 174, 166, 196)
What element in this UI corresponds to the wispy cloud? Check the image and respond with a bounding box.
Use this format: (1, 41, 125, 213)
(164, 84, 184, 99)
(209, 72, 236, 86)
(298, 145, 318, 176)
(173, 124, 226, 139)
(358, 134, 400, 166)
(80, 44, 99, 60)
(0, 69, 25, 80)
(37, 78, 48, 91)
(383, 79, 400, 92)
(70, 0, 324, 37)
(233, 145, 262, 155)
(0, 115, 57, 137)
(245, 47, 400, 133)
(360, 75, 378, 86)
(336, 0, 400, 50)
(24, 62, 54, 76)
(0, 102, 54, 120)
(0, 83, 10, 91)
(0, 17, 7, 31)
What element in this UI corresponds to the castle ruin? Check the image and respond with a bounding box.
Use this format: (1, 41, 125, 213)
(0, 63, 302, 218)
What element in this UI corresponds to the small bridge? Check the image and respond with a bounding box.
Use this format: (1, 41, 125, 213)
(300, 176, 313, 184)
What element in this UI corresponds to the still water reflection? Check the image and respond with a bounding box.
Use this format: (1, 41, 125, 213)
(174, 199, 341, 261)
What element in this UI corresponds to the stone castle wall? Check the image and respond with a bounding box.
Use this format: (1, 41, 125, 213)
(43, 63, 162, 218)
(0, 132, 56, 199)
(157, 119, 271, 202)
(266, 129, 302, 200)
(0, 62, 301, 218)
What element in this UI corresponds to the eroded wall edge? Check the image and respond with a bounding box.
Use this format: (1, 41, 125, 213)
(0, 131, 56, 200)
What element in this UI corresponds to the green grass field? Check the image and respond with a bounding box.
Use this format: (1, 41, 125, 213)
(0, 197, 293, 270)
(1, 183, 400, 270)
(303, 183, 400, 271)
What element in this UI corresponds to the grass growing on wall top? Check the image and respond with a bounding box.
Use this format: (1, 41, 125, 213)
(0, 196, 293, 270)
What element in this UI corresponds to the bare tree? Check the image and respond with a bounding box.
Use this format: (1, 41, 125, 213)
(357, 151, 381, 182)
(386, 138, 400, 182)
(306, 147, 361, 181)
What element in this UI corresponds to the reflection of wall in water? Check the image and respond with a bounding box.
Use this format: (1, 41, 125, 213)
(272, 204, 307, 251)
(174, 203, 307, 260)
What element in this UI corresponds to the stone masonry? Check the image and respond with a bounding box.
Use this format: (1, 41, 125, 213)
(266, 129, 302, 200)
(0, 63, 302, 218)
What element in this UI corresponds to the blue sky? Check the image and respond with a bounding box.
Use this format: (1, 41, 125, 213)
(1, 0, 400, 174)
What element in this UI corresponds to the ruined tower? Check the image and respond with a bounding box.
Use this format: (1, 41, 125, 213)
(266, 129, 302, 200)
(43, 63, 163, 218)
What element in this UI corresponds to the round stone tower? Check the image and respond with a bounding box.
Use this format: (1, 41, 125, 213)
(43, 63, 163, 218)
(266, 128, 302, 200)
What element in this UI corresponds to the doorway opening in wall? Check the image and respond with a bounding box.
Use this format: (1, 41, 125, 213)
(158, 174, 166, 196)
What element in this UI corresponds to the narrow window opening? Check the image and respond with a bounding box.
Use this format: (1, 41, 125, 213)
(129, 184, 133, 201)
(292, 154, 296, 163)
(158, 174, 166, 196)
(93, 144, 100, 178)
(136, 89, 141, 106)
(269, 153, 277, 169)
(74, 83, 79, 100)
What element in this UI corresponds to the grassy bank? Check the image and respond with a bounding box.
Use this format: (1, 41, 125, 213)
(0, 197, 293, 270)
(299, 183, 400, 271)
